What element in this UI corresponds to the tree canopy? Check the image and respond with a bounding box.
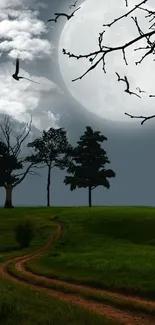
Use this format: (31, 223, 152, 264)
(64, 126, 116, 207)
(27, 127, 70, 206)
(0, 115, 38, 208)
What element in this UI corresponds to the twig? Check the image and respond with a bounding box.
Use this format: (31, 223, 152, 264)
(136, 87, 146, 93)
(103, 0, 147, 28)
(63, 28, 155, 82)
(115, 72, 141, 98)
(125, 112, 155, 125)
(47, 7, 80, 23)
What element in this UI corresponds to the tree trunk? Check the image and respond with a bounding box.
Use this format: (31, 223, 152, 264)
(47, 166, 51, 207)
(88, 186, 92, 207)
(4, 185, 14, 208)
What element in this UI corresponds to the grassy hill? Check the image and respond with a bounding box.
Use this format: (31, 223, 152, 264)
(1, 206, 155, 324)
(25, 206, 155, 299)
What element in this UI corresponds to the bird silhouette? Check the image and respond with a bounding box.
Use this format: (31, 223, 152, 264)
(69, 1, 78, 9)
(12, 58, 39, 84)
(47, 7, 80, 23)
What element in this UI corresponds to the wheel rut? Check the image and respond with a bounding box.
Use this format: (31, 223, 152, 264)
(0, 218, 155, 325)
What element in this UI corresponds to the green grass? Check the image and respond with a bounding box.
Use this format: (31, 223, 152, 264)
(0, 207, 58, 262)
(7, 260, 155, 317)
(2, 206, 155, 323)
(24, 206, 155, 299)
(0, 277, 120, 325)
(0, 207, 122, 325)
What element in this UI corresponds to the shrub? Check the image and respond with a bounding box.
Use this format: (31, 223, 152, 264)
(14, 220, 36, 249)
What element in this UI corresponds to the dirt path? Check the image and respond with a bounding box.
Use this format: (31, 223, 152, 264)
(0, 219, 155, 325)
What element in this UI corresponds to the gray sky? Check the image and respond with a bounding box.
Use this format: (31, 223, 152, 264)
(0, 0, 155, 207)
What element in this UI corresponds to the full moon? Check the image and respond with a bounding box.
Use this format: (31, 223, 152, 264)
(58, 0, 155, 124)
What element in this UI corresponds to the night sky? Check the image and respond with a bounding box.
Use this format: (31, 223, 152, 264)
(0, 0, 155, 207)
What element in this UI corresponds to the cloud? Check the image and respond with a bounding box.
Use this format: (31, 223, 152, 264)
(32, 111, 60, 131)
(29, 1, 48, 10)
(0, 61, 62, 129)
(0, 0, 53, 60)
(0, 0, 64, 131)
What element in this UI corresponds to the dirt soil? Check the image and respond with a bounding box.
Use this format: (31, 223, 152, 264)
(0, 219, 155, 325)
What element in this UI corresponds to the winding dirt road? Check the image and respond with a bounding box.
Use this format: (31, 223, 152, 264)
(0, 219, 155, 325)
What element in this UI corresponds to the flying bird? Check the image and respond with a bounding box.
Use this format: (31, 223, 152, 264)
(136, 87, 146, 93)
(69, 1, 78, 9)
(12, 58, 39, 84)
(47, 7, 81, 23)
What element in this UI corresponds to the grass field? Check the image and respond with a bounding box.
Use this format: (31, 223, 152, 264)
(1, 206, 155, 324)
(24, 206, 155, 299)
(0, 207, 57, 263)
(1, 277, 120, 325)
(0, 206, 122, 325)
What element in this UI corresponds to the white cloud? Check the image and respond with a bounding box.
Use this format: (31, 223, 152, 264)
(0, 0, 22, 9)
(32, 111, 61, 131)
(31, 2, 47, 10)
(0, 0, 64, 131)
(0, 61, 62, 129)
(0, 0, 53, 60)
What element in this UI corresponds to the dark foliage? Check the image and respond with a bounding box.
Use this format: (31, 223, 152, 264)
(64, 126, 116, 206)
(14, 220, 36, 249)
(27, 127, 70, 206)
(0, 115, 38, 208)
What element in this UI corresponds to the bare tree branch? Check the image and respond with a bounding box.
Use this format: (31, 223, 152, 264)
(12, 162, 36, 188)
(139, 6, 155, 29)
(103, 0, 147, 28)
(62, 0, 155, 84)
(27, 169, 40, 176)
(131, 16, 155, 65)
(124, 112, 155, 125)
(15, 167, 41, 178)
(136, 86, 146, 93)
(0, 116, 14, 155)
(12, 116, 32, 157)
(47, 7, 80, 23)
(115, 72, 141, 97)
(61, 0, 155, 125)
(63, 27, 155, 81)
(0, 115, 32, 158)
(0, 115, 39, 188)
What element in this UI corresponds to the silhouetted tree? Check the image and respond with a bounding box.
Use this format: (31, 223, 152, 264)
(64, 126, 116, 207)
(0, 115, 38, 208)
(62, 0, 155, 125)
(27, 127, 70, 207)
